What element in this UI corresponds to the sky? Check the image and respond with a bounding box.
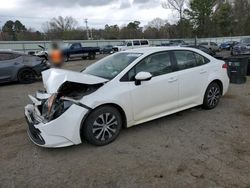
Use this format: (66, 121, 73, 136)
(0, 0, 178, 31)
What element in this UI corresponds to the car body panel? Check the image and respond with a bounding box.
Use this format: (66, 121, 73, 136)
(42, 68, 108, 94)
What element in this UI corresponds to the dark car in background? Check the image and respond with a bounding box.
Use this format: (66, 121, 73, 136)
(100, 45, 113, 54)
(220, 41, 239, 51)
(232, 38, 250, 56)
(186, 45, 216, 56)
(63, 43, 100, 61)
(0, 51, 50, 84)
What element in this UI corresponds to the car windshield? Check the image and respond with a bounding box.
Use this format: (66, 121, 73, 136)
(241, 38, 250, 44)
(83, 52, 142, 80)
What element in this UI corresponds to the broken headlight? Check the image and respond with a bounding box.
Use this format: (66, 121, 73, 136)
(42, 94, 73, 121)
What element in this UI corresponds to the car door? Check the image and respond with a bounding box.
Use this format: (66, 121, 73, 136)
(70, 43, 82, 57)
(124, 51, 179, 122)
(0, 52, 19, 82)
(173, 50, 209, 108)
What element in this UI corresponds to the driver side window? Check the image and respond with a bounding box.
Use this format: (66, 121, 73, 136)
(128, 52, 173, 80)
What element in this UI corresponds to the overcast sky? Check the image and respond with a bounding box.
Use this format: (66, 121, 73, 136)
(0, 0, 177, 31)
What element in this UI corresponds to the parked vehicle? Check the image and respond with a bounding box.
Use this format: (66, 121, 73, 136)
(24, 47, 229, 148)
(231, 38, 250, 56)
(113, 40, 150, 52)
(63, 43, 100, 61)
(100, 45, 114, 54)
(169, 40, 188, 46)
(219, 41, 239, 51)
(186, 45, 216, 56)
(0, 50, 50, 84)
(200, 42, 220, 52)
(34, 45, 49, 60)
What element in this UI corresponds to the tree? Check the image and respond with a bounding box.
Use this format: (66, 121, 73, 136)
(146, 18, 168, 30)
(162, 0, 187, 37)
(185, 0, 217, 37)
(213, 3, 233, 36)
(43, 16, 78, 32)
(2, 20, 27, 40)
(43, 16, 78, 39)
(232, 0, 250, 35)
(103, 24, 120, 39)
(120, 21, 143, 39)
(161, 0, 186, 19)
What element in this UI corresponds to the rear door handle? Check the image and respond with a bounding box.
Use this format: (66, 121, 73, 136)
(168, 77, 178, 83)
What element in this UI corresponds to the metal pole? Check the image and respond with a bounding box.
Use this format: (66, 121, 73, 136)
(84, 19, 89, 40)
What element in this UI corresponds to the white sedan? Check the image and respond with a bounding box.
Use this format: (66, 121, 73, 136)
(25, 47, 229, 148)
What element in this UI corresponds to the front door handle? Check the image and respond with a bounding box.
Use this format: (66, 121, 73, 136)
(168, 77, 178, 83)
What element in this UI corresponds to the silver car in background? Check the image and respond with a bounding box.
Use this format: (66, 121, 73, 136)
(0, 50, 50, 84)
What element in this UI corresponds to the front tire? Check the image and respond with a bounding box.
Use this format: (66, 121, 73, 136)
(83, 106, 122, 146)
(202, 82, 221, 110)
(17, 68, 36, 84)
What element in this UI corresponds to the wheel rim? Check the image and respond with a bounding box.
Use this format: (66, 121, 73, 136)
(92, 113, 118, 141)
(19, 70, 35, 82)
(207, 87, 220, 107)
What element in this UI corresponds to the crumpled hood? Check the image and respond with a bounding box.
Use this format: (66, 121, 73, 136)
(42, 68, 108, 94)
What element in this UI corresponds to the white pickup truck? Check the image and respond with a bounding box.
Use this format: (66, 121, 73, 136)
(113, 39, 150, 52)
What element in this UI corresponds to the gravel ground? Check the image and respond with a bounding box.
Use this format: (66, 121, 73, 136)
(0, 54, 250, 188)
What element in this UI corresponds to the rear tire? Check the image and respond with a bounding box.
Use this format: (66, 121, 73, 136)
(17, 68, 36, 84)
(202, 82, 221, 110)
(83, 106, 122, 146)
(88, 52, 96, 60)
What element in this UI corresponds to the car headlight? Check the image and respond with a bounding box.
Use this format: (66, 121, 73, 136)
(42, 94, 74, 121)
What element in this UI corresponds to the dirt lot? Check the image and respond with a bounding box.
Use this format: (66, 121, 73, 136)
(0, 54, 250, 188)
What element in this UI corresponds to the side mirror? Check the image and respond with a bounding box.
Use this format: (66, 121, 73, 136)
(135, 72, 152, 86)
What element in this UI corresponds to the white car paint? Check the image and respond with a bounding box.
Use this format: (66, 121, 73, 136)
(42, 68, 108, 94)
(25, 47, 229, 148)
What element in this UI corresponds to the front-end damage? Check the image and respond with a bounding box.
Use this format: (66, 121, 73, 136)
(24, 68, 107, 147)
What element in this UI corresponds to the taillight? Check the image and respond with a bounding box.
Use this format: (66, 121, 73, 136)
(222, 63, 228, 69)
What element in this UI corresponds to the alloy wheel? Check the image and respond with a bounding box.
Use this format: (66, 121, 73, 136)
(207, 86, 220, 107)
(92, 113, 118, 141)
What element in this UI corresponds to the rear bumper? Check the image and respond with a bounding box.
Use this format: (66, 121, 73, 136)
(25, 104, 89, 148)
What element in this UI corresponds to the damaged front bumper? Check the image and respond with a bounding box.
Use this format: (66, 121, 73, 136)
(24, 94, 90, 148)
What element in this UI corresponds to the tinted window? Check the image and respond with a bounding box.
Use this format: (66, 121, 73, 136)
(0, 53, 17, 61)
(127, 42, 132, 46)
(200, 42, 208, 45)
(133, 41, 140, 46)
(140, 40, 149, 45)
(211, 42, 217, 46)
(72, 44, 81, 49)
(194, 53, 208, 66)
(174, 51, 196, 70)
(128, 52, 173, 80)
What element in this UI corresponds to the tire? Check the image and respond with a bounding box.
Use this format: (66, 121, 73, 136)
(88, 52, 96, 60)
(202, 82, 221, 110)
(83, 106, 122, 146)
(64, 55, 69, 62)
(17, 68, 36, 84)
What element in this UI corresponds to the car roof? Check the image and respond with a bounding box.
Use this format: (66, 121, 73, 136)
(0, 50, 25, 55)
(125, 46, 202, 54)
